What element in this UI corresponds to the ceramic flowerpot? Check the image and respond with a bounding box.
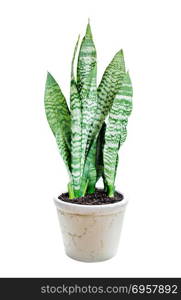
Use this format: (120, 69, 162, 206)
(54, 195, 128, 262)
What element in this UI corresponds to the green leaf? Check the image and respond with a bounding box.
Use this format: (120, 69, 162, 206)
(44, 72, 71, 171)
(97, 49, 125, 119)
(103, 72, 133, 196)
(70, 36, 82, 196)
(85, 50, 126, 193)
(77, 21, 97, 97)
(81, 65, 97, 174)
(85, 141, 97, 194)
(44, 73, 71, 139)
(77, 22, 97, 154)
(89, 50, 126, 150)
(56, 129, 71, 173)
(86, 122, 106, 194)
(76, 22, 97, 194)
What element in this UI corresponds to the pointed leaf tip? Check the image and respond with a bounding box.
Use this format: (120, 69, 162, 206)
(117, 49, 124, 58)
(46, 72, 55, 85)
(47, 71, 52, 77)
(85, 22, 92, 38)
(112, 49, 125, 72)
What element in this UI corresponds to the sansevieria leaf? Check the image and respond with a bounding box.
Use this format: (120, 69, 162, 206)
(70, 36, 82, 197)
(56, 129, 71, 174)
(77, 22, 97, 193)
(89, 50, 126, 150)
(97, 50, 125, 118)
(85, 50, 126, 193)
(103, 72, 133, 196)
(44, 72, 71, 171)
(77, 21, 97, 97)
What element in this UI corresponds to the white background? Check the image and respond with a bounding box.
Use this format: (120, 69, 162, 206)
(0, 0, 181, 277)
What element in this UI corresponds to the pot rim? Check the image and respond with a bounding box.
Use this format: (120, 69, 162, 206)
(54, 192, 128, 216)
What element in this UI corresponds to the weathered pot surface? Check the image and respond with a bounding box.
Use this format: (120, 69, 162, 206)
(54, 193, 128, 262)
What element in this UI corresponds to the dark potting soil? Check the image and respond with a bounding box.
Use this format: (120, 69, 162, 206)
(58, 189, 123, 205)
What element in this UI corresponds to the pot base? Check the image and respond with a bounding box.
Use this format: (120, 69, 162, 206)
(65, 251, 115, 263)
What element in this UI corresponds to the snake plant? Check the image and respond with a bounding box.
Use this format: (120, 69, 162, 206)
(44, 22, 133, 198)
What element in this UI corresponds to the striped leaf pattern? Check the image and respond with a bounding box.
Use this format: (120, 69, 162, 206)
(81, 65, 97, 183)
(77, 22, 97, 183)
(88, 50, 126, 149)
(44, 73, 71, 171)
(56, 129, 71, 174)
(77, 22, 96, 97)
(85, 50, 126, 193)
(86, 122, 106, 194)
(44, 22, 133, 198)
(84, 139, 97, 193)
(103, 72, 133, 196)
(70, 36, 82, 197)
(97, 49, 125, 120)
